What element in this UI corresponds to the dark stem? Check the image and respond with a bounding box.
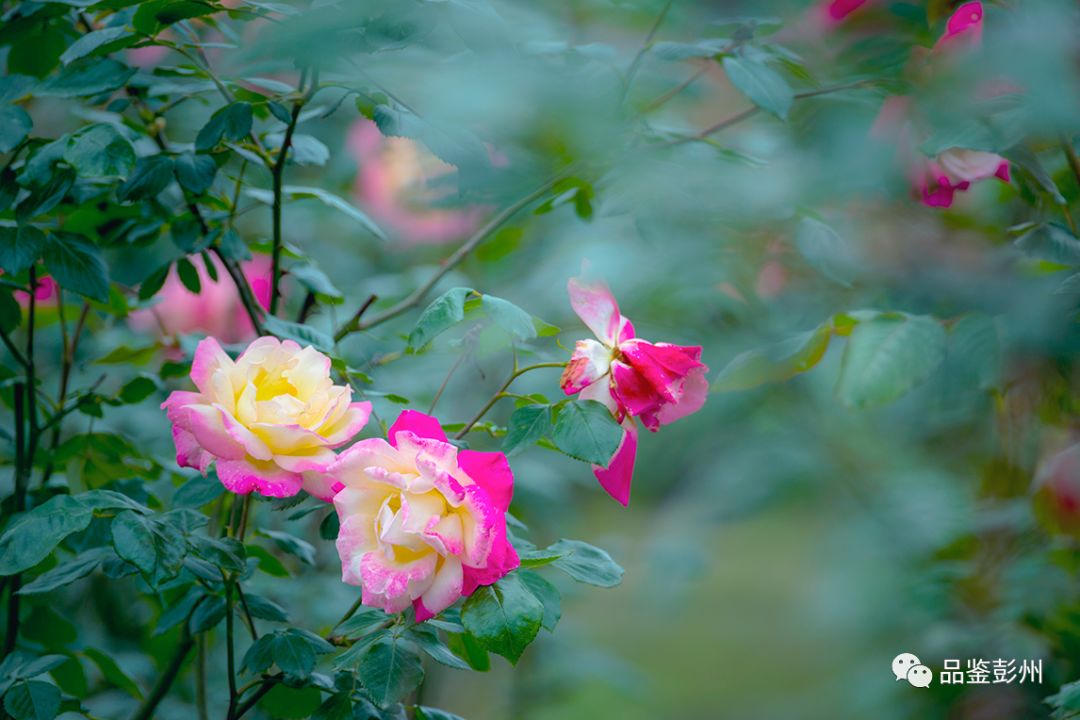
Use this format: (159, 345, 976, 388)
(211, 248, 265, 336)
(233, 676, 281, 719)
(454, 361, 566, 440)
(2, 384, 27, 658)
(269, 100, 303, 315)
(296, 291, 317, 324)
(225, 582, 239, 720)
(25, 267, 39, 472)
(428, 352, 467, 414)
(196, 636, 209, 720)
(129, 634, 195, 720)
(620, 0, 674, 105)
(41, 301, 89, 485)
(333, 294, 378, 343)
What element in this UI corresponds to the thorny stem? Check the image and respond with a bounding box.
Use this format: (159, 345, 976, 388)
(454, 361, 567, 440)
(333, 172, 571, 341)
(42, 301, 90, 485)
(128, 632, 195, 720)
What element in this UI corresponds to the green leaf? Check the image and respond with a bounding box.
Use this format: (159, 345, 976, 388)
(519, 570, 561, 631)
(257, 528, 316, 565)
(712, 324, 832, 392)
(407, 625, 470, 670)
(195, 103, 253, 152)
(134, 262, 169, 302)
(461, 574, 543, 664)
(244, 186, 386, 240)
(0, 106, 31, 153)
(117, 155, 174, 202)
(63, 124, 136, 178)
(794, 217, 857, 287)
(257, 685, 322, 719)
(408, 287, 475, 350)
(261, 316, 333, 352)
(337, 606, 389, 639)
(0, 495, 94, 575)
(1015, 223, 1080, 266)
(650, 39, 730, 61)
(16, 170, 74, 220)
(60, 27, 133, 65)
(176, 257, 201, 294)
(3, 680, 61, 720)
(444, 631, 489, 671)
(0, 225, 46, 275)
(42, 233, 110, 302)
(241, 635, 276, 675)
(549, 539, 623, 587)
(18, 547, 112, 595)
(189, 595, 227, 633)
(482, 295, 537, 341)
(722, 55, 793, 119)
(174, 153, 218, 195)
(836, 313, 947, 408)
(110, 511, 186, 585)
(39, 58, 135, 98)
(1006, 145, 1066, 205)
(243, 593, 289, 622)
(134, 0, 220, 32)
(267, 133, 329, 166)
(0, 289, 19, 334)
(358, 635, 425, 707)
(502, 405, 551, 456)
(550, 400, 623, 466)
(82, 648, 143, 700)
(289, 263, 343, 302)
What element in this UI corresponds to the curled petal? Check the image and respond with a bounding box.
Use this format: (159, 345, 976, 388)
(301, 470, 344, 502)
(388, 410, 448, 446)
(593, 422, 638, 507)
(358, 551, 437, 614)
(568, 276, 634, 346)
(414, 557, 464, 621)
(190, 337, 233, 396)
(216, 459, 304, 498)
(656, 367, 709, 426)
(319, 401, 373, 447)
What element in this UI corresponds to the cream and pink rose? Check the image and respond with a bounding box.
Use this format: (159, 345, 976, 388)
(560, 274, 708, 506)
(162, 336, 371, 499)
(329, 410, 518, 620)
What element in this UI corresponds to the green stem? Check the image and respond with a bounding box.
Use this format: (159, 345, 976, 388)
(225, 582, 239, 720)
(454, 361, 566, 440)
(428, 352, 467, 414)
(331, 595, 365, 633)
(128, 633, 195, 720)
(333, 172, 570, 341)
(269, 100, 303, 316)
(620, 0, 674, 105)
(3, 383, 27, 658)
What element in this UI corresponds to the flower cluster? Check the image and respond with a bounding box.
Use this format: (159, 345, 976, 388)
(871, 2, 1011, 209)
(163, 273, 706, 615)
(560, 274, 708, 506)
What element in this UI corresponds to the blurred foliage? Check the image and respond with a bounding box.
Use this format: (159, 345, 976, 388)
(1, 0, 1080, 718)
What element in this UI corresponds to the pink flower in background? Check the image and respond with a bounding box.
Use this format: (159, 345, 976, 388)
(329, 410, 518, 620)
(1034, 443, 1080, 539)
(560, 274, 708, 506)
(822, 0, 871, 23)
(13, 275, 58, 306)
(934, 1, 983, 52)
(129, 255, 271, 343)
(162, 337, 371, 499)
(870, 2, 1009, 209)
(347, 119, 486, 246)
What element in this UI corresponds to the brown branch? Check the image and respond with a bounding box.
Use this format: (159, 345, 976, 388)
(333, 173, 568, 341)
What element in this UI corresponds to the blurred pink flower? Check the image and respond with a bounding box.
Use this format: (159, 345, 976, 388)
(129, 254, 272, 343)
(822, 0, 871, 23)
(13, 275, 58, 306)
(560, 274, 708, 506)
(330, 410, 518, 620)
(347, 119, 486, 246)
(871, 3, 1009, 209)
(162, 336, 371, 499)
(1034, 443, 1080, 539)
